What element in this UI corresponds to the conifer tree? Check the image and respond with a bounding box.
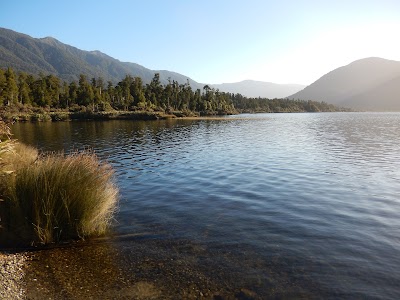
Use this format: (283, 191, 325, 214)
(4, 67, 18, 105)
(0, 69, 6, 105)
(17, 72, 32, 105)
(77, 74, 94, 106)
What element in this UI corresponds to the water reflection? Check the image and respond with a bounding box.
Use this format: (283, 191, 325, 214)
(12, 113, 400, 299)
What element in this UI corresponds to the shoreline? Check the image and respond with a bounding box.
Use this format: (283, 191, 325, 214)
(1, 106, 353, 124)
(0, 110, 239, 123)
(0, 252, 27, 299)
(0, 239, 259, 299)
(0, 236, 316, 299)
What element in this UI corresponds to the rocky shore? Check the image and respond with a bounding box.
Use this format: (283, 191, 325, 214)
(0, 237, 316, 299)
(0, 239, 266, 299)
(0, 252, 27, 299)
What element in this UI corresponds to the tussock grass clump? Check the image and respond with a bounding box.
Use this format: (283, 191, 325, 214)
(12, 152, 118, 244)
(0, 141, 38, 171)
(0, 142, 38, 230)
(0, 121, 119, 246)
(0, 121, 38, 196)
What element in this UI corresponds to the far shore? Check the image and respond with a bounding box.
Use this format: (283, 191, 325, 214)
(0, 109, 242, 123)
(1, 108, 353, 124)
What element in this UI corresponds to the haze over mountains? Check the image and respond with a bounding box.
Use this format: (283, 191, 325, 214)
(212, 80, 305, 99)
(289, 57, 400, 111)
(2, 27, 399, 110)
(0, 27, 303, 99)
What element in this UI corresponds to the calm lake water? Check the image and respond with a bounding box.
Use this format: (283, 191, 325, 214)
(12, 113, 400, 299)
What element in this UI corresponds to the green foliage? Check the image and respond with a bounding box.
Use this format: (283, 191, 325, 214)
(0, 69, 6, 105)
(4, 67, 18, 106)
(77, 74, 94, 106)
(0, 27, 179, 86)
(230, 94, 346, 113)
(0, 67, 347, 118)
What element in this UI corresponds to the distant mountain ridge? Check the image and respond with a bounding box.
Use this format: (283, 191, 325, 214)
(0, 27, 305, 98)
(288, 57, 400, 111)
(0, 27, 204, 90)
(212, 80, 305, 99)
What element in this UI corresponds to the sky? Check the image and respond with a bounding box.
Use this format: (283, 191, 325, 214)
(1, 0, 400, 85)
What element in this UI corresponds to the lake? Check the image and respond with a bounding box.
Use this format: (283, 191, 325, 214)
(12, 112, 400, 299)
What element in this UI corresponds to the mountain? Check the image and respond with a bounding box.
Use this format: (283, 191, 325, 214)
(0, 27, 306, 99)
(0, 27, 204, 90)
(288, 57, 400, 111)
(211, 80, 305, 99)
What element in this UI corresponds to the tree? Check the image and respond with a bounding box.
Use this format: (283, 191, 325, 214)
(45, 75, 61, 107)
(0, 69, 7, 105)
(203, 85, 211, 95)
(31, 74, 49, 106)
(91, 77, 105, 111)
(60, 81, 70, 107)
(130, 77, 146, 109)
(117, 75, 134, 110)
(105, 81, 115, 106)
(4, 67, 18, 105)
(77, 74, 94, 106)
(192, 89, 201, 112)
(17, 72, 32, 105)
(68, 81, 78, 105)
(145, 73, 163, 109)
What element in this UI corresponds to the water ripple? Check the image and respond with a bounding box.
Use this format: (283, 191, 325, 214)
(12, 113, 400, 299)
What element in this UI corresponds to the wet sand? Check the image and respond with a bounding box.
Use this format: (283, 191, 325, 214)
(1, 237, 317, 299)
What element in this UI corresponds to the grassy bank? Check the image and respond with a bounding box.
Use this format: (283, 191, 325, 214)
(0, 121, 118, 247)
(0, 104, 203, 122)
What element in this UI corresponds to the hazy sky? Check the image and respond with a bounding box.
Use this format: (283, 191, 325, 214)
(1, 0, 400, 85)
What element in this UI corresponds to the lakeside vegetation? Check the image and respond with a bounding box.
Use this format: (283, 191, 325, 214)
(0, 67, 347, 121)
(0, 120, 118, 247)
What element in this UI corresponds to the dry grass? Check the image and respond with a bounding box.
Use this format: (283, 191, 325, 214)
(13, 152, 118, 244)
(0, 120, 118, 246)
(1, 120, 38, 170)
(0, 141, 38, 171)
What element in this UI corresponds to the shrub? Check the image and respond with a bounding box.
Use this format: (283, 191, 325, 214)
(50, 112, 70, 121)
(30, 113, 52, 122)
(17, 114, 31, 122)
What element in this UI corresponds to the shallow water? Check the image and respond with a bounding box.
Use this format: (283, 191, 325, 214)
(12, 113, 400, 299)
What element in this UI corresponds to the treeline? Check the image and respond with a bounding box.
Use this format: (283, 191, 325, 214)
(231, 94, 342, 113)
(0, 67, 345, 117)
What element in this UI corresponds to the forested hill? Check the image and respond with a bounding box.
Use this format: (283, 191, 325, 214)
(0, 66, 346, 120)
(0, 27, 204, 90)
(0, 27, 308, 99)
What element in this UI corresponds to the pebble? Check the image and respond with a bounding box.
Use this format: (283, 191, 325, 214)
(0, 253, 27, 299)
